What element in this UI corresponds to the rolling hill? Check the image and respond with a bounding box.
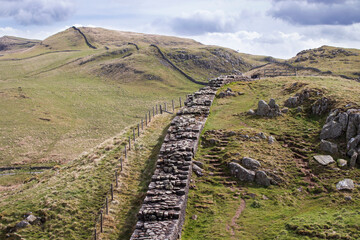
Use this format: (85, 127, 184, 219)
(1, 27, 360, 240)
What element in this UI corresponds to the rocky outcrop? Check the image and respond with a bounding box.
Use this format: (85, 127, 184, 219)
(254, 99, 281, 117)
(284, 88, 333, 115)
(228, 157, 273, 187)
(320, 108, 360, 166)
(130, 76, 240, 240)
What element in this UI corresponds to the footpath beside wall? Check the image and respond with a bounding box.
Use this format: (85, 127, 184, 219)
(130, 75, 247, 240)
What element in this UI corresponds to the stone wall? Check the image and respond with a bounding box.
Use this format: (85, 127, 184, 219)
(130, 76, 244, 240)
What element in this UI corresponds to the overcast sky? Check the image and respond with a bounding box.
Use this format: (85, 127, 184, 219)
(1, 0, 360, 58)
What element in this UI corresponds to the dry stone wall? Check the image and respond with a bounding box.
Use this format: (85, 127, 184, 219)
(130, 76, 243, 240)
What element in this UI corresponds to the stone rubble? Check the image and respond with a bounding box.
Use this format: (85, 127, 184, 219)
(130, 75, 245, 240)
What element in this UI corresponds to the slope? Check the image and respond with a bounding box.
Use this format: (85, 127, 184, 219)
(0, 26, 255, 184)
(182, 76, 360, 239)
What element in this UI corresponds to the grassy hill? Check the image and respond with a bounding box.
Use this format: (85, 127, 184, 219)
(288, 45, 360, 80)
(182, 76, 360, 239)
(0, 27, 256, 170)
(0, 36, 40, 55)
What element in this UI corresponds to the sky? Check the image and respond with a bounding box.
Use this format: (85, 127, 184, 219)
(1, 0, 360, 59)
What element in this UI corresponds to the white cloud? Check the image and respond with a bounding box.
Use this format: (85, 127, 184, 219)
(0, 0, 75, 25)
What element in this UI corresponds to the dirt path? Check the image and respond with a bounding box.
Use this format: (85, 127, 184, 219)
(227, 198, 246, 237)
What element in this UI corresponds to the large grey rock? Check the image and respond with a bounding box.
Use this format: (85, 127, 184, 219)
(349, 152, 358, 168)
(346, 110, 360, 141)
(319, 140, 338, 154)
(320, 121, 343, 139)
(15, 220, 29, 229)
(312, 97, 331, 115)
(192, 164, 203, 176)
(320, 111, 349, 140)
(284, 96, 299, 108)
(268, 98, 276, 108)
(242, 157, 261, 170)
(229, 162, 255, 182)
(255, 171, 271, 187)
(347, 135, 360, 151)
(336, 179, 355, 191)
(256, 100, 270, 116)
(313, 155, 335, 166)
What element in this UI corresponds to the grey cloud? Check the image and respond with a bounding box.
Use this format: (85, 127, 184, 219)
(269, 0, 360, 25)
(0, 0, 74, 25)
(169, 11, 240, 36)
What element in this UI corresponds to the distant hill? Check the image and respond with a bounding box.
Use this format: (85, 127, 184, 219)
(288, 45, 360, 80)
(0, 36, 40, 54)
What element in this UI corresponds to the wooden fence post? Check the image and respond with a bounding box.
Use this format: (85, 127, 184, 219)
(133, 128, 135, 141)
(106, 197, 108, 215)
(160, 105, 163, 114)
(179, 97, 182, 108)
(164, 102, 167, 111)
(141, 119, 143, 130)
(153, 106, 155, 117)
(94, 228, 97, 240)
(137, 124, 140, 137)
(100, 210, 103, 233)
(149, 110, 151, 122)
(128, 137, 131, 150)
(124, 145, 127, 159)
(156, 104, 158, 115)
(145, 114, 148, 126)
(115, 171, 118, 188)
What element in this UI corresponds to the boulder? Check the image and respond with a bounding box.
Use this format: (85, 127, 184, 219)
(284, 96, 299, 108)
(268, 136, 275, 144)
(346, 110, 360, 141)
(256, 100, 270, 116)
(347, 135, 360, 151)
(336, 179, 354, 191)
(192, 164, 203, 177)
(15, 220, 29, 229)
(242, 157, 261, 170)
(247, 109, 255, 115)
(228, 162, 255, 182)
(255, 171, 271, 187)
(337, 159, 347, 167)
(268, 98, 276, 108)
(319, 140, 338, 154)
(313, 155, 335, 166)
(349, 152, 358, 168)
(281, 107, 289, 113)
(320, 121, 343, 139)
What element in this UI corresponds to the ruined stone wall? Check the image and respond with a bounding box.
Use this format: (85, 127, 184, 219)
(130, 76, 242, 240)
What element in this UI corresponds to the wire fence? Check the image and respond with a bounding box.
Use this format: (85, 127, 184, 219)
(93, 96, 184, 239)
